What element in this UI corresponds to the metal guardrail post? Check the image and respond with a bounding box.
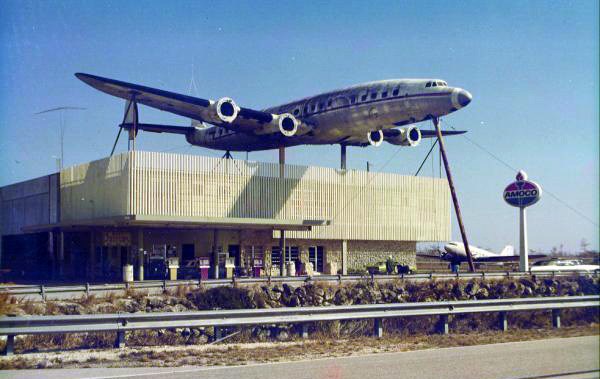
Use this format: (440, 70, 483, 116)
(499, 311, 508, 332)
(438, 315, 449, 334)
(2, 335, 14, 356)
(552, 309, 561, 329)
(214, 327, 222, 342)
(301, 323, 309, 339)
(373, 318, 383, 338)
(115, 331, 126, 348)
(40, 285, 46, 301)
(162, 280, 167, 293)
(85, 283, 90, 297)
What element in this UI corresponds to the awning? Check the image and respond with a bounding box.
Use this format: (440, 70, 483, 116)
(22, 214, 331, 233)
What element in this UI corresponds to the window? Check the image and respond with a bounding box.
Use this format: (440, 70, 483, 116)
(361, 94, 367, 101)
(432, 82, 437, 87)
(370, 92, 377, 99)
(426, 82, 431, 88)
(304, 105, 309, 113)
(382, 91, 388, 98)
(319, 102, 325, 110)
(293, 108, 300, 116)
(392, 88, 399, 96)
(327, 99, 332, 107)
(350, 95, 356, 104)
(312, 104, 317, 112)
(271, 248, 281, 267)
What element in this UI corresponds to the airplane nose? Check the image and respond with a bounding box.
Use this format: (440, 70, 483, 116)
(458, 89, 472, 107)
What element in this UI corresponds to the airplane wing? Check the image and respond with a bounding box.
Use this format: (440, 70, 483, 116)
(420, 130, 466, 138)
(75, 73, 309, 135)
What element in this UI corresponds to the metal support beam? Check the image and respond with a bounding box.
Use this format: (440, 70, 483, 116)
(433, 117, 475, 272)
(115, 331, 125, 348)
(552, 309, 561, 328)
(340, 144, 347, 170)
(3, 335, 14, 356)
(373, 318, 383, 338)
(438, 314, 449, 334)
(499, 311, 508, 331)
(212, 229, 219, 279)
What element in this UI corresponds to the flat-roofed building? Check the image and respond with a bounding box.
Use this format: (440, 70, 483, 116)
(0, 151, 450, 281)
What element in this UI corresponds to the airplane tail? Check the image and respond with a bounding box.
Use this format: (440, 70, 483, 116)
(500, 245, 515, 256)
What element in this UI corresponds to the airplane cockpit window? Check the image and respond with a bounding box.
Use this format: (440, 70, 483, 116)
(319, 102, 325, 110)
(304, 105, 309, 113)
(370, 92, 377, 100)
(312, 104, 317, 112)
(432, 82, 437, 87)
(361, 94, 367, 101)
(392, 88, 399, 96)
(293, 109, 300, 116)
(381, 91, 388, 98)
(327, 99, 332, 107)
(350, 95, 356, 104)
(425, 82, 431, 87)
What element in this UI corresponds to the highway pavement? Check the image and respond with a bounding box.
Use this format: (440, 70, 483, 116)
(1, 336, 598, 379)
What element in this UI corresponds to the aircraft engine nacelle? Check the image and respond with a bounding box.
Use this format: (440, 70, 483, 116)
(367, 130, 384, 147)
(385, 126, 421, 147)
(211, 97, 240, 123)
(276, 113, 299, 137)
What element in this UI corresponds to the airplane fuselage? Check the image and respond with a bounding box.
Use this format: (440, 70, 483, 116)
(186, 79, 472, 151)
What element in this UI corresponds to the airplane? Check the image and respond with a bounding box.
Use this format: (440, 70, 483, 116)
(75, 73, 472, 155)
(442, 241, 546, 264)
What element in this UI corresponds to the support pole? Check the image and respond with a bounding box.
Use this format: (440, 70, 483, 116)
(499, 311, 508, 332)
(438, 314, 449, 334)
(301, 323, 309, 339)
(552, 309, 561, 328)
(340, 144, 347, 170)
(3, 335, 14, 356)
(212, 229, 219, 279)
(373, 318, 383, 338)
(278, 146, 286, 276)
(115, 331, 126, 348)
(519, 207, 529, 272)
(433, 117, 475, 272)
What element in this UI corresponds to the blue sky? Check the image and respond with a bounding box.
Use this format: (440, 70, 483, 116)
(1, 1, 598, 252)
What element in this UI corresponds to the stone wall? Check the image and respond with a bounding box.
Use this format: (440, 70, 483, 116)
(347, 241, 416, 271)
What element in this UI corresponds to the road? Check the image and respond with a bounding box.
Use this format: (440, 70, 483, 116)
(1, 336, 598, 379)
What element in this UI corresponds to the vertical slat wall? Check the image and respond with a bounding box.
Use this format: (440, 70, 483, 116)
(126, 151, 450, 242)
(60, 153, 130, 221)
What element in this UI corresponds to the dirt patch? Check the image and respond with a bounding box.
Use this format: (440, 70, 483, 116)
(1, 324, 597, 370)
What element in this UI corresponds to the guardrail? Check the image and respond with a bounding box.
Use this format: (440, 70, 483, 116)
(1, 271, 596, 301)
(1, 295, 597, 356)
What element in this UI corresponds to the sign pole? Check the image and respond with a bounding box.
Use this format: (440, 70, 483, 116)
(519, 207, 528, 272)
(433, 117, 476, 272)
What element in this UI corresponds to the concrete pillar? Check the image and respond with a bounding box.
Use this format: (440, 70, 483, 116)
(47, 231, 55, 278)
(58, 231, 65, 276)
(137, 228, 144, 281)
(212, 229, 219, 279)
(341, 240, 348, 275)
(89, 230, 95, 280)
(279, 230, 286, 276)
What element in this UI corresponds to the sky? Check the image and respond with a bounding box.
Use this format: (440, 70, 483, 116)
(0, 0, 598, 253)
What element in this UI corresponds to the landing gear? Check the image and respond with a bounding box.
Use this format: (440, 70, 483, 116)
(222, 150, 233, 159)
(340, 144, 347, 170)
(433, 117, 475, 272)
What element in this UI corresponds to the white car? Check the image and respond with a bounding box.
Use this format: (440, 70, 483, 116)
(530, 258, 599, 273)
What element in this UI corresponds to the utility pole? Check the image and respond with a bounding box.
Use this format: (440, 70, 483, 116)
(433, 117, 475, 272)
(34, 106, 86, 170)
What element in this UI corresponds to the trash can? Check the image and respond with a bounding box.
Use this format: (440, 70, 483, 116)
(199, 258, 210, 280)
(122, 264, 134, 282)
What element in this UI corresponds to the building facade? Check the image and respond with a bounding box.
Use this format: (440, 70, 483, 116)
(0, 151, 450, 281)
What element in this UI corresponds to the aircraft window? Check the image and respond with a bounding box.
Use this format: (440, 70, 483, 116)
(327, 99, 332, 107)
(370, 92, 377, 100)
(319, 102, 325, 110)
(425, 82, 431, 88)
(392, 88, 399, 96)
(350, 95, 356, 104)
(443, 81, 447, 86)
(293, 109, 300, 116)
(312, 104, 317, 112)
(361, 94, 367, 101)
(432, 82, 437, 87)
(382, 91, 388, 98)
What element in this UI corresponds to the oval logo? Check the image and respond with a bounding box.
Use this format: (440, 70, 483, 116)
(503, 179, 542, 208)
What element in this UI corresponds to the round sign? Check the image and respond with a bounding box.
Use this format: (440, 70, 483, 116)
(503, 170, 542, 208)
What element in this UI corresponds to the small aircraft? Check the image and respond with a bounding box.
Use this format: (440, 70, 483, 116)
(75, 73, 471, 154)
(530, 258, 599, 273)
(442, 241, 546, 264)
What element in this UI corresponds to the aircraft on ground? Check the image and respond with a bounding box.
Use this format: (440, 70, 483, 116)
(442, 241, 546, 264)
(75, 73, 471, 153)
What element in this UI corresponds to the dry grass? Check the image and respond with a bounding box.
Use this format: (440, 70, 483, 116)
(0, 324, 597, 370)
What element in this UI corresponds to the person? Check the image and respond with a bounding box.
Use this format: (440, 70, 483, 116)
(449, 261, 460, 273)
